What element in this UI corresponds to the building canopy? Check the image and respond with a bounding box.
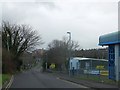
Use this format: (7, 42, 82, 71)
(99, 31, 120, 46)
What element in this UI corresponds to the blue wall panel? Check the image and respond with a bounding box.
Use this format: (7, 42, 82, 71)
(108, 45, 115, 80)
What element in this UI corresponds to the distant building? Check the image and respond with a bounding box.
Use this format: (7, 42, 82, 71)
(69, 57, 108, 75)
(20, 52, 34, 67)
(99, 31, 120, 81)
(32, 49, 44, 62)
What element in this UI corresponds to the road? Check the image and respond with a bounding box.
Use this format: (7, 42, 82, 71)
(11, 67, 88, 88)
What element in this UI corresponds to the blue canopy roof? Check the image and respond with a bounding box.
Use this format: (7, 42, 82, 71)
(99, 31, 120, 45)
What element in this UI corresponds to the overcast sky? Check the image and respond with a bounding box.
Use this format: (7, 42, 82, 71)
(1, 0, 119, 49)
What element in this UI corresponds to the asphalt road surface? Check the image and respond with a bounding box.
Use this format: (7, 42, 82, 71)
(11, 68, 88, 88)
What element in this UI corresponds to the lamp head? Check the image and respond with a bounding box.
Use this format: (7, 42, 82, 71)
(67, 32, 71, 34)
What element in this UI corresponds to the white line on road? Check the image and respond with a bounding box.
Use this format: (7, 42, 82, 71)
(6, 75, 14, 89)
(56, 77, 88, 88)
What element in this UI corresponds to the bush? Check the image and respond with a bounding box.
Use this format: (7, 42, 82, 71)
(42, 60, 46, 71)
(2, 49, 15, 74)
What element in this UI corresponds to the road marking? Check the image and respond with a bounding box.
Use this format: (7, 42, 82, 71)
(56, 77, 88, 88)
(5, 75, 14, 89)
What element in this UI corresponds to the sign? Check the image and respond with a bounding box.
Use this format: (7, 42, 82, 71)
(50, 63, 55, 69)
(100, 70, 108, 76)
(91, 70, 99, 75)
(96, 65, 104, 70)
(84, 70, 99, 75)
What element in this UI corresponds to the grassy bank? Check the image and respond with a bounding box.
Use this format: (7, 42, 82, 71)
(75, 74, 117, 85)
(51, 71, 117, 85)
(2, 74, 11, 85)
(0, 74, 2, 87)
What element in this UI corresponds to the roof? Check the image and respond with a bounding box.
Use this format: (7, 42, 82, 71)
(99, 31, 120, 45)
(71, 57, 108, 62)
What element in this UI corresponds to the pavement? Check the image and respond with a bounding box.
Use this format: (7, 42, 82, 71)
(47, 71, 120, 90)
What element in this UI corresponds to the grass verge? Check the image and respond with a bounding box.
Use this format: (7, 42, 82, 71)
(2, 74, 11, 86)
(51, 71, 117, 85)
(0, 74, 2, 87)
(75, 74, 117, 85)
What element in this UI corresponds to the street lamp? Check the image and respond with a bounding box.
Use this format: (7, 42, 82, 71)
(67, 31, 71, 59)
(7, 34, 9, 51)
(67, 31, 71, 76)
(67, 32, 71, 43)
(45, 52, 48, 70)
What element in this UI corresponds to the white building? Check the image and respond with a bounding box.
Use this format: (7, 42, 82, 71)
(69, 57, 108, 75)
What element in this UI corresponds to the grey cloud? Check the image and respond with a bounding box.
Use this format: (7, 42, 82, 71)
(38, 2, 57, 10)
(1, 1, 118, 49)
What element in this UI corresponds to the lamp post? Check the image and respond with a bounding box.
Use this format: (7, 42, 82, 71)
(67, 32, 71, 43)
(45, 52, 48, 70)
(7, 34, 9, 51)
(67, 31, 71, 60)
(67, 31, 71, 76)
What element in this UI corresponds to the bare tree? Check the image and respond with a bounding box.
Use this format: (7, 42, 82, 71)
(46, 37, 80, 70)
(74, 48, 108, 59)
(2, 21, 43, 72)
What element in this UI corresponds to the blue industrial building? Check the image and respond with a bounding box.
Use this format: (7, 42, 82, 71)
(99, 31, 120, 81)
